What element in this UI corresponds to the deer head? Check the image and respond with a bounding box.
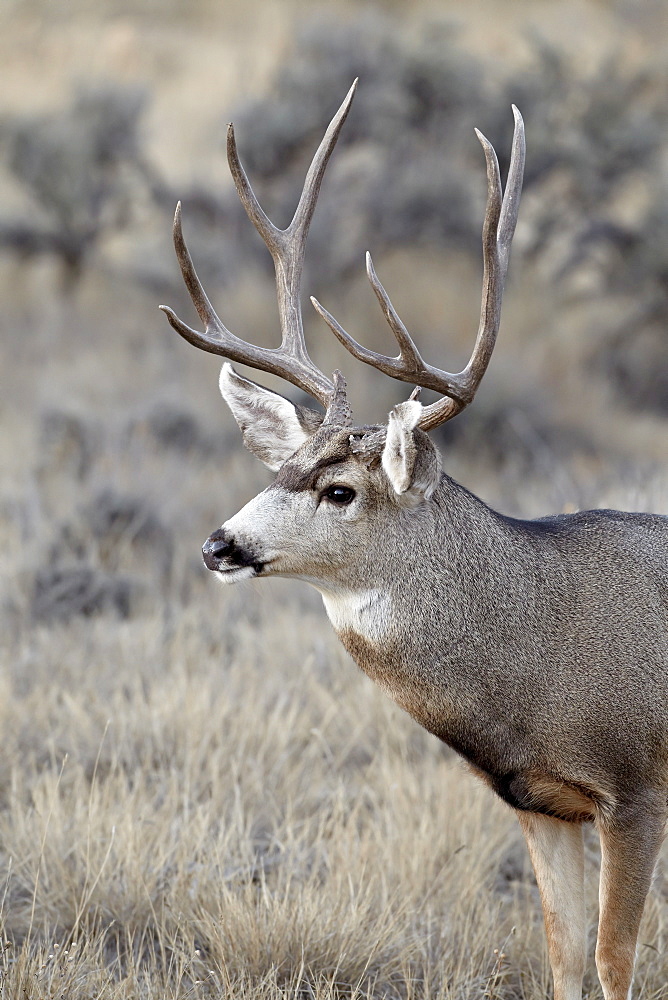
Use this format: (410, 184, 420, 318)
(160, 82, 525, 596)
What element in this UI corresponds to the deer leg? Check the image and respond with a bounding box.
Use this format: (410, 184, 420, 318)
(595, 801, 666, 1000)
(517, 812, 586, 1000)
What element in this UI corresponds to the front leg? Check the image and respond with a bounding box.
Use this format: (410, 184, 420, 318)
(517, 811, 586, 1000)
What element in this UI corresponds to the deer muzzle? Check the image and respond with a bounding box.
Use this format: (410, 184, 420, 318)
(202, 527, 264, 575)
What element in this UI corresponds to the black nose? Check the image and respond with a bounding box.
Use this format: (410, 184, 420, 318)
(202, 528, 232, 570)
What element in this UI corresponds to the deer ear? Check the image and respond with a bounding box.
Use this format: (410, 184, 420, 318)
(219, 364, 323, 471)
(382, 399, 442, 500)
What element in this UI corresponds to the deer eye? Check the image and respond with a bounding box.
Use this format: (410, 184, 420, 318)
(322, 485, 356, 506)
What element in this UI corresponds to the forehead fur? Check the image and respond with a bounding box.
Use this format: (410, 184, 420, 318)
(272, 424, 382, 492)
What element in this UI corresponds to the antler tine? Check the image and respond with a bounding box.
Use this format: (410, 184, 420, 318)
(310, 253, 428, 380)
(160, 82, 359, 409)
(311, 107, 525, 432)
(160, 201, 227, 341)
(227, 79, 357, 368)
(290, 79, 358, 240)
(498, 105, 526, 281)
(226, 124, 282, 256)
(419, 111, 524, 431)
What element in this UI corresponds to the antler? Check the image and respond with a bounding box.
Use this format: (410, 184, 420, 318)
(160, 81, 358, 410)
(311, 106, 526, 431)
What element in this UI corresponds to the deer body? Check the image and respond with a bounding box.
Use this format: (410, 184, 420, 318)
(336, 499, 668, 819)
(161, 84, 667, 999)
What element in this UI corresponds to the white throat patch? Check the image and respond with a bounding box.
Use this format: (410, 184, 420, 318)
(320, 588, 392, 643)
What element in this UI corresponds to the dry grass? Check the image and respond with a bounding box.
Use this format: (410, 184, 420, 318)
(0, 606, 522, 998)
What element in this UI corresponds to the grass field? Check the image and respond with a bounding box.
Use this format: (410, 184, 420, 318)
(3, 266, 668, 998)
(3, 452, 668, 998)
(2, 1, 668, 996)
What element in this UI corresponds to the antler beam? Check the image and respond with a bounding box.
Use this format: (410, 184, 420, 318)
(311, 106, 526, 431)
(160, 80, 359, 409)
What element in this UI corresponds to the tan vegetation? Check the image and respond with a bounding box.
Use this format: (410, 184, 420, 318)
(2, 0, 668, 996)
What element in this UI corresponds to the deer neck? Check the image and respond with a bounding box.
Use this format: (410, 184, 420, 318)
(316, 472, 507, 627)
(313, 474, 521, 739)
(314, 474, 506, 645)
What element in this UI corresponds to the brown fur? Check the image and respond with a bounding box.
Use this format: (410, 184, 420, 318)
(272, 449, 350, 493)
(595, 812, 667, 998)
(472, 769, 600, 823)
(337, 627, 444, 737)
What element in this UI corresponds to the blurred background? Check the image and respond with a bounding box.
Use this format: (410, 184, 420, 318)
(2, 0, 668, 631)
(3, 2, 668, 994)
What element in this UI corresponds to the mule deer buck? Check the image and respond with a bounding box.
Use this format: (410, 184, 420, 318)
(161, 81, 667, 1000)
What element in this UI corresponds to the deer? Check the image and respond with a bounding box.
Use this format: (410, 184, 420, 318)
(160, 80, 668, 1000)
